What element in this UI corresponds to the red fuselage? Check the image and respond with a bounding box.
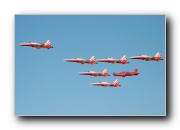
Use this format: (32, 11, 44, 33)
(97, 58, 129, 64)
(113, 71, 139, 77)
(65, 58, 97, 64)
(79, 71, 110, 77)
(91, 82, 120, 87)
(130, 55, 163, 61)
(19, 42, 53, 49)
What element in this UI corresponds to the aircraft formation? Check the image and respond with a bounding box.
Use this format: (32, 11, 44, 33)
(19, 40, 164, 87)
(64, 52, 163, 87)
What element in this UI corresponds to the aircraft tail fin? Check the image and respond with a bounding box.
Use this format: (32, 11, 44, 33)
(90, 56, 96, 62)
(102, 69, 109, 76)
(121, 55, 129, 63)
(134, 69, 138, 73)
(44, 40, 51, 46)
(88, 56, 97, 64)
(113, 79, 120, 86)
(155, 52, 162, 58)
(121, 55, 127, 60)
(154, 52, 163, 60)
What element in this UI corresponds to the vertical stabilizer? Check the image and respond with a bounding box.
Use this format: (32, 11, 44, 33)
(113, 79, 120, 86)
(44, 40, 51, 46)
(102, 69, 109, 76)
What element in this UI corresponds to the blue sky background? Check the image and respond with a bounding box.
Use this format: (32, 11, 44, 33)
(15, 15, 165, 116)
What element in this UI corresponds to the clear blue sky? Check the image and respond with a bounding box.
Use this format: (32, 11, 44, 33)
(15, 15, 165, 116)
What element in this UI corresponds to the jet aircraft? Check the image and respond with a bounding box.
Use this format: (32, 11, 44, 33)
(97, 55, 129, 64)
(91, 79, 121, 87)
(130, 52, 163, 61)
(113, 69, 139, 77)
(64, 56, 97, 65)
(79, 69, 110, 77)
(19, 40, 53, 49)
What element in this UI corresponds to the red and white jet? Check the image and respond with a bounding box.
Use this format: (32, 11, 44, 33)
(91, 79, 121, 87)
(79, 69, 110, 77)
(97, 55, 129, 64)
(130, 52, 163, 61)
(19, 40, 53, 49)
(113, 69, 139, 77)
(64, 56, 97, 65)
